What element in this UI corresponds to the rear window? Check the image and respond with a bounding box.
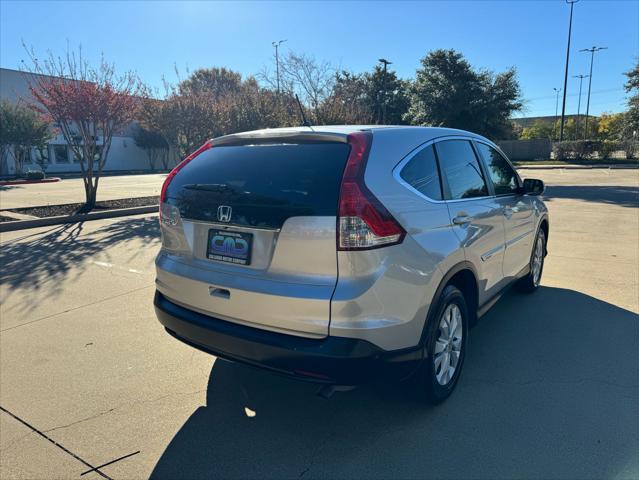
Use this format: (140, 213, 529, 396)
(166, 142, 351, 229)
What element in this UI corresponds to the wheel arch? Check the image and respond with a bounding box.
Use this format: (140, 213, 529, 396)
(420, 261, 479, 348)
(538, 216, 549, 255)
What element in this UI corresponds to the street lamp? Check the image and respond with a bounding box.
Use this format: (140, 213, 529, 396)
(272, 39, 287, 95)
(553, 87, 562, 140)
(378, 58, 392, 124)
(573, 74, 589, 139)
(559, 0, 579, 142)
(580, 46, 608, 139)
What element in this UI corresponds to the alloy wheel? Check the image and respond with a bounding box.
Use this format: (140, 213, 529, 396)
(532, 232, 545, 286)
(433, 303, 463, 386)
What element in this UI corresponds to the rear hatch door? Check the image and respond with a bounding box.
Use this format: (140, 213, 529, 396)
(157, 137, 350, 337)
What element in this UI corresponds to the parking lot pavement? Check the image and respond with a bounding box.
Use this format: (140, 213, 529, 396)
(0, 168, 638, 479)
(0, 174, 166, 210)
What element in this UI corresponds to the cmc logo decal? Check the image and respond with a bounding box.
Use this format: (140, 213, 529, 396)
(217, 205, 232, 223)
(210, 235, 249, 257)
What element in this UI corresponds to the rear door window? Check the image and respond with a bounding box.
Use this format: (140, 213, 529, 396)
(435, 140, 488, 200)
(165, 142, 351, 229)
(475, 142, 520, 195)
(400, 144, 442, 200)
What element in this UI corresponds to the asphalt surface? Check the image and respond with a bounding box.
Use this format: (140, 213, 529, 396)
(0, 174, 166, 210)
(0, 168, 637, 479)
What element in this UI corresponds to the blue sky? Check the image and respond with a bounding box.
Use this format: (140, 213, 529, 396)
(1, 0, 637, 118)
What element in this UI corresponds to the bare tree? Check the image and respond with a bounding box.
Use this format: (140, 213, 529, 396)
(260, 51, 336, 124)
(23, 45, 142, 210)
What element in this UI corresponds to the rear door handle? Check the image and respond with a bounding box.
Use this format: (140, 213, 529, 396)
(503, 207, 513, 219)
(453, 215, 472, 225)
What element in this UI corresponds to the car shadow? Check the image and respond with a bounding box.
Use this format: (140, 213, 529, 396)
(150, 286, 639, 480)
(543, 185, 639, 208)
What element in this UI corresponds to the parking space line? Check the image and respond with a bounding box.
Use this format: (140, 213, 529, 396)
(80, 451, 140, 476)
(0, 406, 113, 480)
(91, 260, 146, 275)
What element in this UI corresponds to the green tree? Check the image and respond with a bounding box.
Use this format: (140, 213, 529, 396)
(624, 60, 639, 137)
(0, 101, 52, 175)
(404, 49, 522, 139)
(520, 120, 553, 140)
(597, 112, 626, 141)
(363, 65, 410, 125)
(178, 67, 243, 98)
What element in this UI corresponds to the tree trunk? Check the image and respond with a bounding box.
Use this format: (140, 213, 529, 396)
(82, 174, 96, 212)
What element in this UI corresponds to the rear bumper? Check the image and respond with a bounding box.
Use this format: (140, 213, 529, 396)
(154, 291, 422, 385)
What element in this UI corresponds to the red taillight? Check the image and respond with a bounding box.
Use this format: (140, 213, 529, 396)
(159, 140, 213, 218)
(337, 132, 405, 250)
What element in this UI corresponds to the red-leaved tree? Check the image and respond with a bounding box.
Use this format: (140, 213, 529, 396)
(24, 46, 142, 210)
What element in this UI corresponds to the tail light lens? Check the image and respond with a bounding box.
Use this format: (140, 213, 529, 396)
(337, 132, 405, 250)
(159, 140, 213, 223)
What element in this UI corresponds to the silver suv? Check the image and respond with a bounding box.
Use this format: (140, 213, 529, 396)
(154, 126, 548, 403)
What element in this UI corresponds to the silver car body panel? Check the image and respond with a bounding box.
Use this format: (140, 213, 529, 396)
(155, 125, 548, 352)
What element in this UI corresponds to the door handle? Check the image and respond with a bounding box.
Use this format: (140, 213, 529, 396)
(453, 215, 472, 225)
(503, 207, 513, 219)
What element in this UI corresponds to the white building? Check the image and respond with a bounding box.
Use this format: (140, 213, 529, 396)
(0, 67, 159, 176)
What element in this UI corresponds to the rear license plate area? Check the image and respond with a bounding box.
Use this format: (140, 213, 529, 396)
(207, 229, 253, 265)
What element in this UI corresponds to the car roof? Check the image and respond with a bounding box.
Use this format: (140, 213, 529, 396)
(213, 125, 490, 146)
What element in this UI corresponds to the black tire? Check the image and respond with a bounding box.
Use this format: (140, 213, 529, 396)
(517, 228, 546, 293)
(419, 285, 469, 404)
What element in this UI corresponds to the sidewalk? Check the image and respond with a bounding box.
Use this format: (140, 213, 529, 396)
(0, 174, 165, 210)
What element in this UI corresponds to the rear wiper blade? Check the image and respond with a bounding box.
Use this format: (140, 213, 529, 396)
(182, 183, 232, 192)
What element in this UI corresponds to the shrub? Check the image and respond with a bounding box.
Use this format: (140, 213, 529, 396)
(552, 140, 602, 160)
(622, 139, 639, 159)
(24, 169, 45, 180)
(597, 140, 617, 159)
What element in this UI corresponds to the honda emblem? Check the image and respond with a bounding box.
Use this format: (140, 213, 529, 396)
(217, 205, 232, 223)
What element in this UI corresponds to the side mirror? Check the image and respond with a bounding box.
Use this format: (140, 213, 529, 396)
(522, 178, 545, 196)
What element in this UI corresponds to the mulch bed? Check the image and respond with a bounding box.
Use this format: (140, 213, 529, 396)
(5, 196, 159, 218)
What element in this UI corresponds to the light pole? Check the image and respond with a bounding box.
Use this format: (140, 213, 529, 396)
(272, 39, 287, 95)
(378, 58, 392, 124)
(553, 87, 562, 140)
(559, 0, 579, 142)
(573, 74, 589, 139)
(580, 46, 607, 139)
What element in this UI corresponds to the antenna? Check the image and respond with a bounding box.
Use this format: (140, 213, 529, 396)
(295, 94, 312, 128)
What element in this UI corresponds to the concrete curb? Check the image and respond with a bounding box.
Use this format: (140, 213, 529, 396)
(0, 205, 158, 233)
(0, 177, 62, 186)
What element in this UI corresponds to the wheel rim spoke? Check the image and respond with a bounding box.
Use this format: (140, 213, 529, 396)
(434, 303, 464, 386)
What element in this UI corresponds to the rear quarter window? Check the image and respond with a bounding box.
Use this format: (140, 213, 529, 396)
(399, 144, 442, 200)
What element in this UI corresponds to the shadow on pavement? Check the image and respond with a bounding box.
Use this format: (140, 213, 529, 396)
(150, 286, 639, 480)
(0, 217, 159, 299)
(0, 185, 23, 192)
(543, 185, 639, 208)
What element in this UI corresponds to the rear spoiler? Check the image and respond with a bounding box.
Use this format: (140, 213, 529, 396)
(211, 130, 350, 147)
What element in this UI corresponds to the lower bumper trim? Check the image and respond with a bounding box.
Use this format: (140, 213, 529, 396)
(154, 291, 422, 384)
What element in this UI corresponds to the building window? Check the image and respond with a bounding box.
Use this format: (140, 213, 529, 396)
(52, 145, 70, 163)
